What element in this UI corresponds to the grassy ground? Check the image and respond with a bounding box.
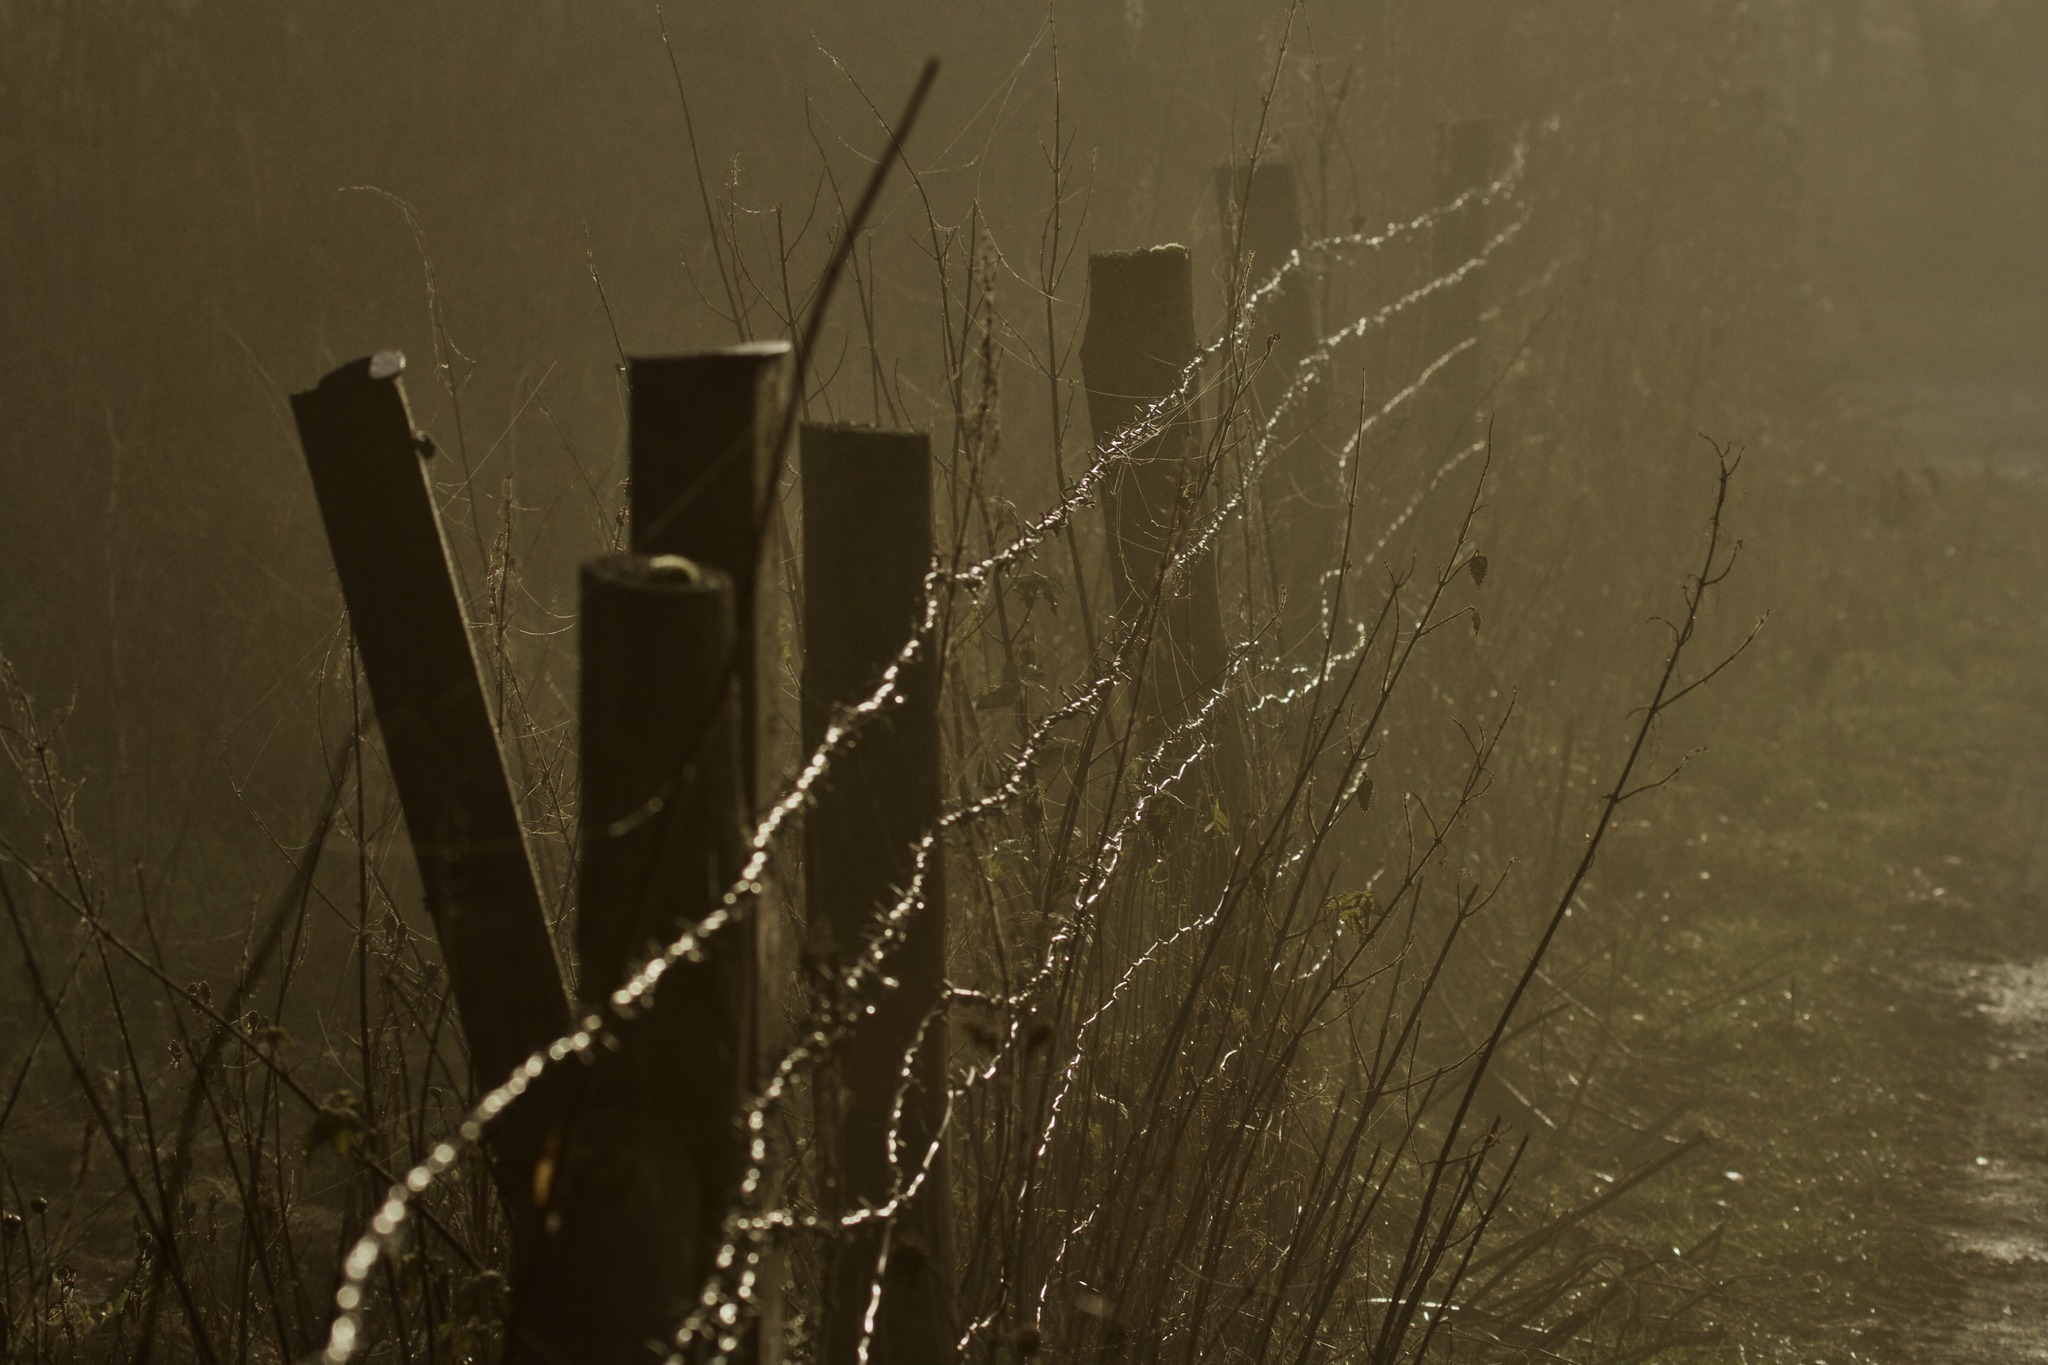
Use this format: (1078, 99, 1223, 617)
(1579, 467, 2047, 1361)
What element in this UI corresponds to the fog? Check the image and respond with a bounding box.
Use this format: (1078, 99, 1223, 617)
(0, 3, 2041, 1362)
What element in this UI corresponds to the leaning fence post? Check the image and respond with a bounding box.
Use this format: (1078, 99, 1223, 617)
(289, 351, 568, 1223)
(512, 554, 750, 1365)
(629, 342, 793, 814)
(799, 423, 954, 1365)
(1080, 247, 1235, 768)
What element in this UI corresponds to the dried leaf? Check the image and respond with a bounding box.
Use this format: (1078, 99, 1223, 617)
(1012, 570, 1061, 614)
(304, 1091, 366, 1158)
(1203, 798, 1231, 836)
(1328, 890, 1379, 929)
(964, 1021, 1001, 1052)
(975, 676, 1023, 711)
(532, 1131, 563, 1208)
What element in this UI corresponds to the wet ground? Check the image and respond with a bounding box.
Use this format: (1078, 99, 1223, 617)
(1610, 298, 2048, 1360)
(1691, 475, 2047, 1362)
(1825, 316, 2045, 1360)
(1926, 953, 2048, 1360)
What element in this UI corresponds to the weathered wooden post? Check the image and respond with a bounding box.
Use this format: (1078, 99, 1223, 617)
(1080, 247, 1232, 753)
(1424, 118, 1493, 450)
(627, 345, 793, 1361)
(1215, 160, 1315, 384)
(513, 554, 750, 1365)
(799, 424, 954, 1365)
(289, 352, 568, 1225)
(629, 343, 792, 812)
(1215, 160, 1331, 626)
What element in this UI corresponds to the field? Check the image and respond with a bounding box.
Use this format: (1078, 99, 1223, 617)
(0, 4, 2041, 1363)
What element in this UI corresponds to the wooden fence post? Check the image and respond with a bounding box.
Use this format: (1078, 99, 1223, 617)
(513, 554, 750, 1365)
(629, 343, 794, 1362)
(1080, 247, 1233, 761)
(1215, 159, 1315, 382)
(1424, 118, 1493, 450)
(629, 343, 793, 814)
(290, 352, 568, 1226)
(1215, 160, 1331, 629)
(799, 423, 954, 1365)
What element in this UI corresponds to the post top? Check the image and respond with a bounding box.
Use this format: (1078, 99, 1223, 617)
(305, 350, 407, 395)
(629, 341, 792, 369)
(1086, 245, 1196, 313)
(583, 552, 731, 595)
(800, 420, 930, 442)
(1091, 243, 1190, 265)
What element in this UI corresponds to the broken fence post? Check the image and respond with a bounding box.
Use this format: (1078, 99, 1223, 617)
(799, 423, 955, 1365)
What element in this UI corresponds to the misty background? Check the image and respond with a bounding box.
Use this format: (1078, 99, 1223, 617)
(2, 2, 2037, 872)
(0, 2, 2042, 1361)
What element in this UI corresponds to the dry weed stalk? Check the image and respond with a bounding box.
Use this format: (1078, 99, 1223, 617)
(0, 13, 1788, 1365)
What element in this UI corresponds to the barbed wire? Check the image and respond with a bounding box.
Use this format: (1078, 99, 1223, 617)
(668, 408, 1493, 1359)
(314, 139, 1538, 1365)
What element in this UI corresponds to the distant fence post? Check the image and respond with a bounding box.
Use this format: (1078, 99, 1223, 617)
(289, 352, 568, 1229)
(799, 423, 955, 1365)
(512, 554, 750, 1365)
(1215, 160, 1331, 626)
(1425, 118, 1493, 450)
(1215, 159, 1315, 383)
(629, 342, 793, 814)
(1080, 248, 1236, 784)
